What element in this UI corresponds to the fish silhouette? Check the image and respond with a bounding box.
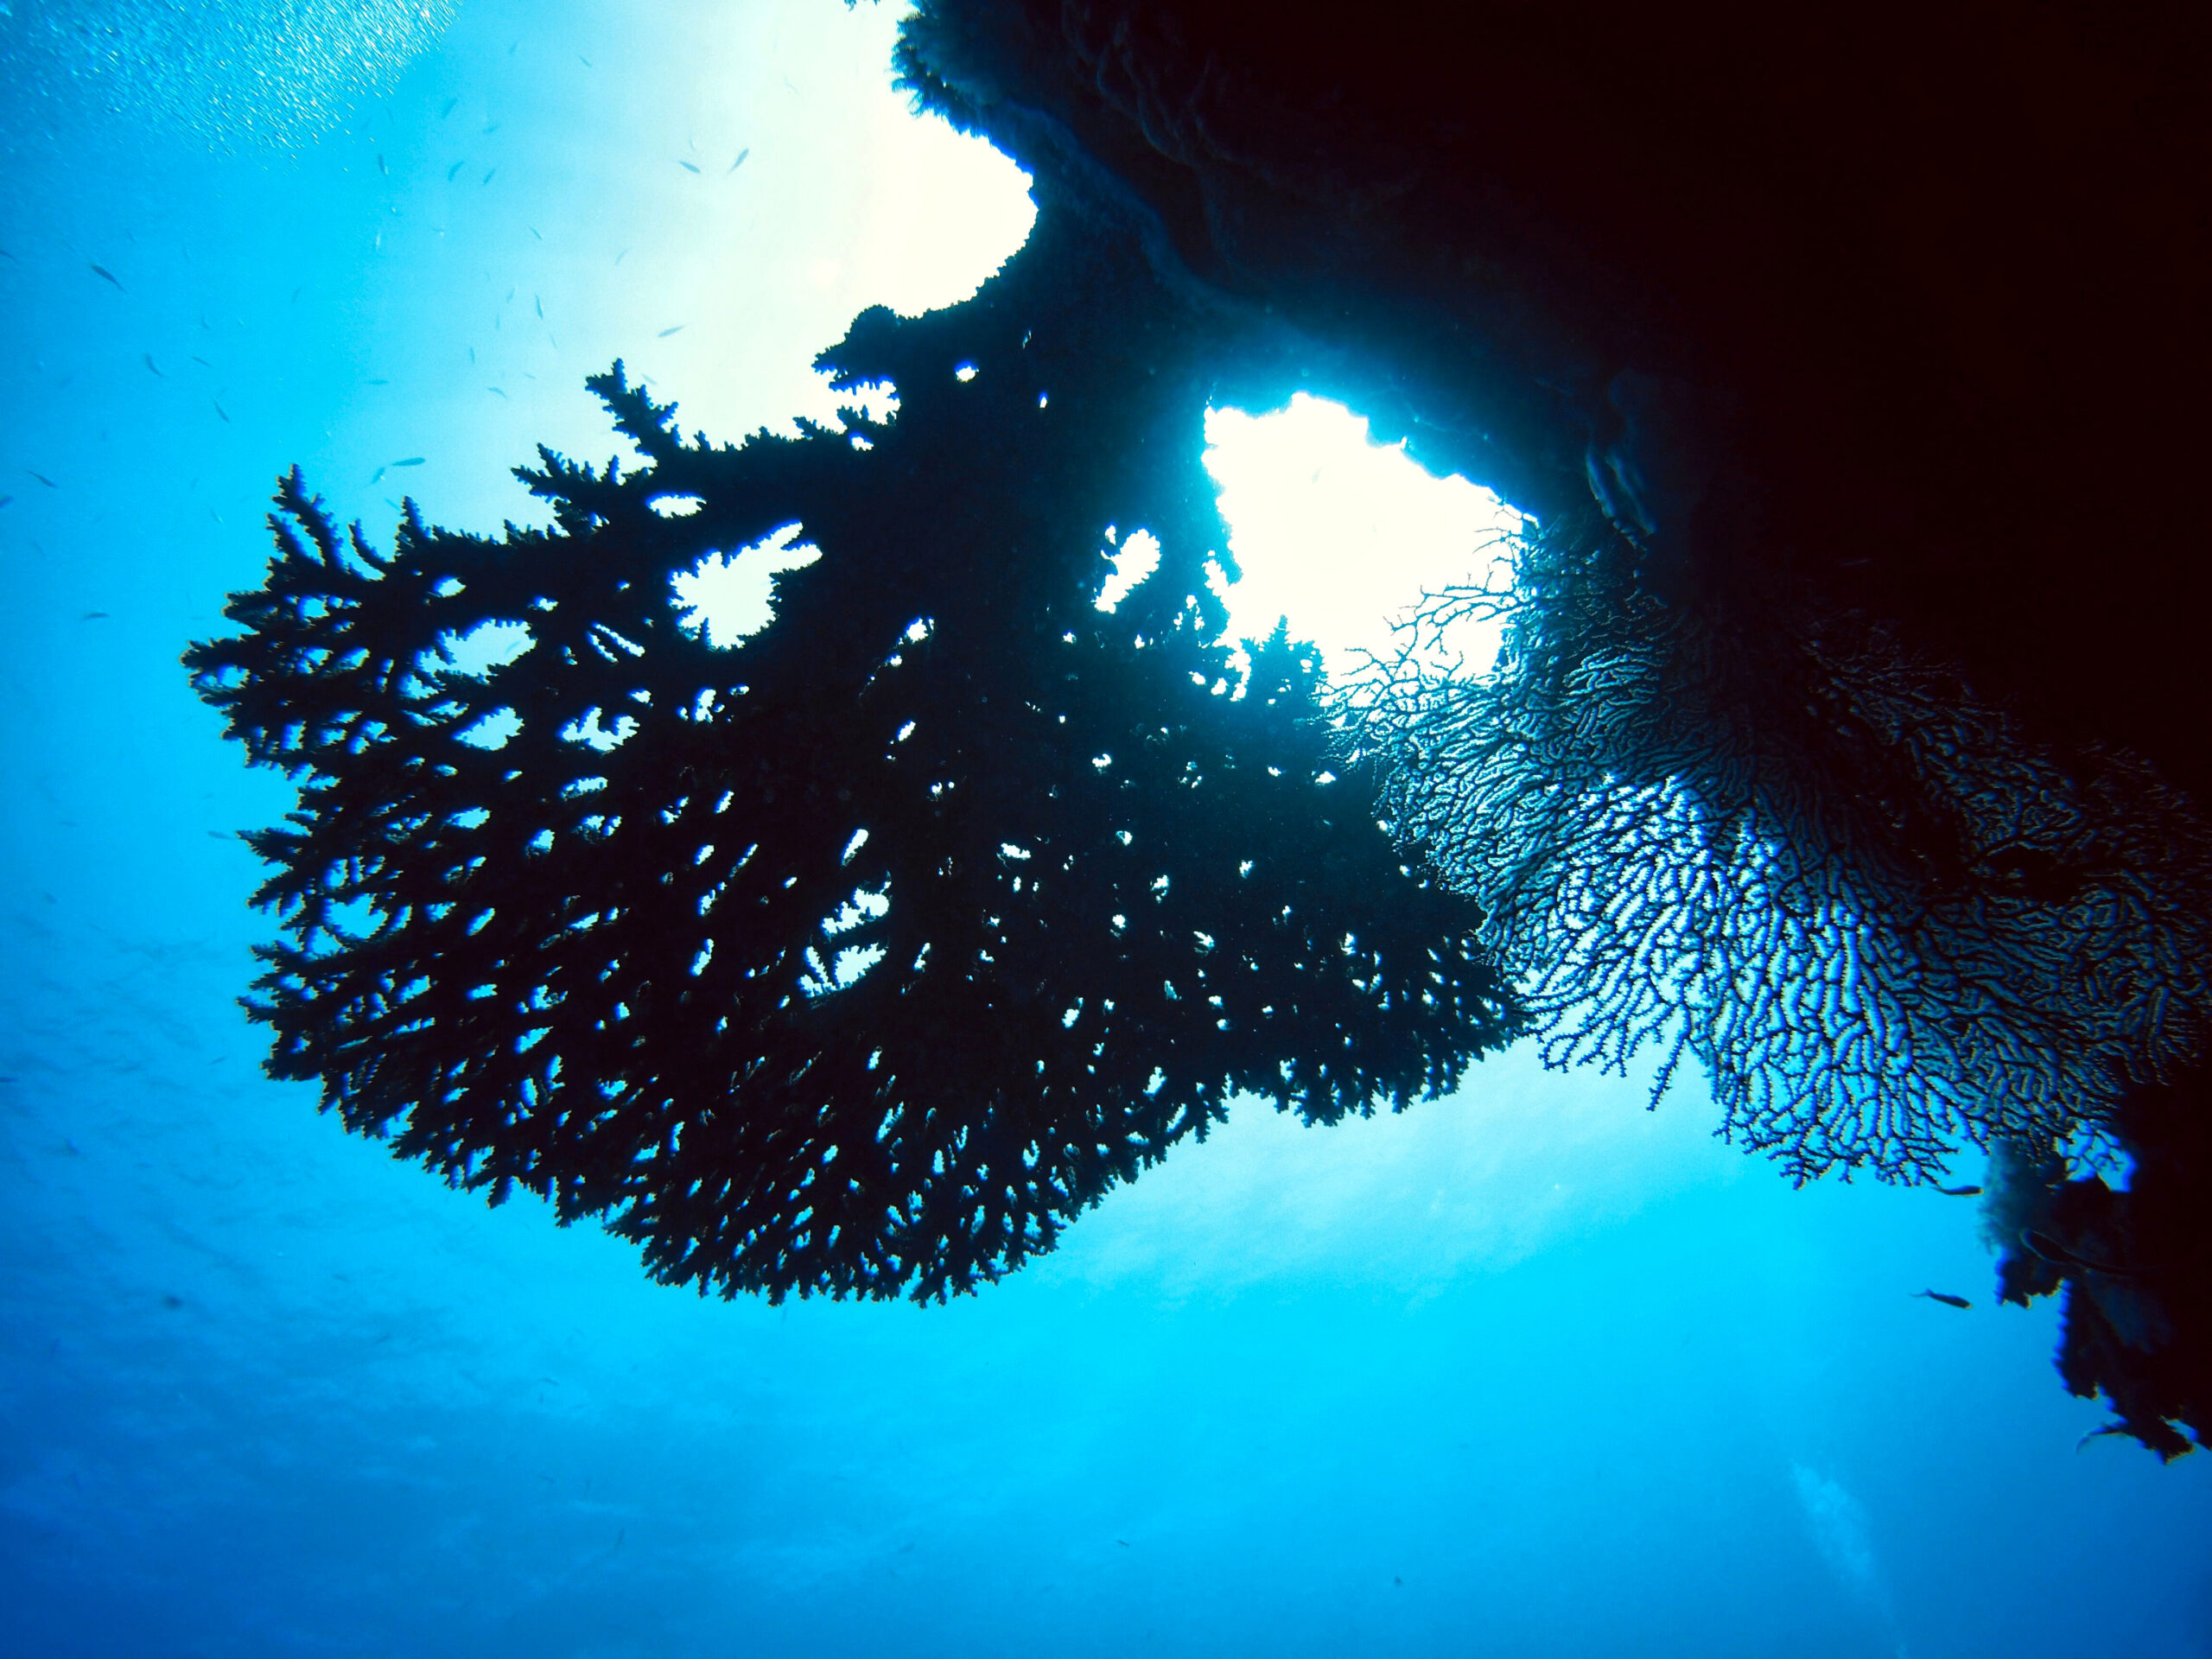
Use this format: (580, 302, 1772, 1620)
(1914, 1289, 1971, 1309)
(2022, 1230, 2145, 1279)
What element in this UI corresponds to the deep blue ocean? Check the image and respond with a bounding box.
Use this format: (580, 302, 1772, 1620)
(3, 3, 2208, 1654)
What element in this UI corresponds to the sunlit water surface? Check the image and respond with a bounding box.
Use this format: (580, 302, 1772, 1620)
(2, 3, 2207, 1655)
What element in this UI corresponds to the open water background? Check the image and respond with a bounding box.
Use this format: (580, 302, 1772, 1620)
(3, 2, 2208, 1653)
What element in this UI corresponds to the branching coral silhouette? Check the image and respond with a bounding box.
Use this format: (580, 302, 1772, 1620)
(1345, 511, 2212, 1185)
(186, 203, 1517, 1302)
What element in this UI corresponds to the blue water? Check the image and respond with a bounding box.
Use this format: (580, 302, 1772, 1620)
(3, 3, 2207, 1654)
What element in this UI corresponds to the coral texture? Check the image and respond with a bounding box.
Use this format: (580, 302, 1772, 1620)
(187, 200, 1516, 1301)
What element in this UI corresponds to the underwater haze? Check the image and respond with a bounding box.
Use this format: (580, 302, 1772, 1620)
(3, 2, 2209, 1654)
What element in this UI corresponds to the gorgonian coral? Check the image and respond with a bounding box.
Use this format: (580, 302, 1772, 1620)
(1345, 510, 2212, 1185)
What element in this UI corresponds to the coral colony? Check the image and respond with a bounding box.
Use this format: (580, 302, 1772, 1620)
(193, 1, 2211, 1454)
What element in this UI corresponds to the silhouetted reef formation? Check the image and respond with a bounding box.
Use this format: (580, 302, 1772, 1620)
(900, 0, 2212, 795)
(188, 200, 1516, 1302)
(1986, 1091, 2212, 1460)
(891, 0, 2212, 1449)
(1345, 509, 2212, 1183)
(189, 2, 2212, 1449)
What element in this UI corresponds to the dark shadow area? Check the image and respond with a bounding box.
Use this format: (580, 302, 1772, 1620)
(891, 0, 2212, 1455)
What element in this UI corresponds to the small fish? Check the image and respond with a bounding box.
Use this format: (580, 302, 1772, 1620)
(191, 355, 211, 366)
(729, 148, 749, 173)
(534, 295, 543, 319)
(2075, 1423, 2130, 1452)
(483, 168, 498, 186)
(658, 324, 686, 337)
(207, 830, 232, 840)
(377, 154, 389, 175)
(484, 119, 501, 133)
(447, 160, 465, 182)
(2023, 1230, 2144, 1279)
(468, 346, 476, 364)
(392, 456, 425, 467)
(143, 353, 162, 376)
(90, 263, 124, 290)
(29, 471, 57, 487)
(530, 226, 543, 241)
(1936, 1184, 1981, 1198)
(1116, 1539, 1129, 1548)
(615, 248, 630, 265)
(291, 284, 304, 303)
(1914, 1289, 1971, 1309)
(678, 160, 701, 174)
(81, 610, 110, 620)
(579, 54, 592, 67)
(441, 98, 460, 119)
(213, 401, 230, 423)
(487, 386, 507, 399)
(371, 466, 387, 485)
(0, 247, 16, 259)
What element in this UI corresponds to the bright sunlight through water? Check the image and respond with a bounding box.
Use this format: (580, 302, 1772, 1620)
(1204, 394, 1522, 683)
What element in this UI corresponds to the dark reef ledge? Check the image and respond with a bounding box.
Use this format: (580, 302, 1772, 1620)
(894, 0, 2212, 1456)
